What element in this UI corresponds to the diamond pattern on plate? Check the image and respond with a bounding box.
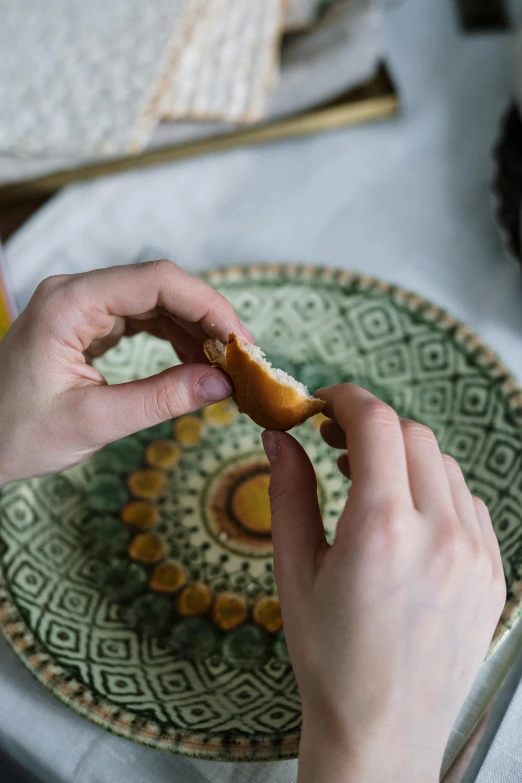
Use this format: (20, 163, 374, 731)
(1, 266, 522, 761)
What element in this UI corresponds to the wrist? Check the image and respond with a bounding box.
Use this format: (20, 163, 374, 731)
(297, 732, 353, 783)
(297, 722, 440, 783)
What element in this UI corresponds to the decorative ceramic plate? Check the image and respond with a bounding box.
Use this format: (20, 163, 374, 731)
(492, 103, 522, 260)
(2, 264, 522, 761)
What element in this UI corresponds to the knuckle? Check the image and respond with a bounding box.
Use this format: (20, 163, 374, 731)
(141, 258, 177, 277)
(148, 377, 189, 422)
(363, 496, 409, 553)
(203, 291, 236, 326)
(31, 275, 75, 329)
(362, 399, 398, 428)
(214, 290, 230, 308)
(492, 561, 507, 591)
(433, 524, 469, 567)
(486, 568, 507, 621)
(53, 273, 101, 319)
(376, 496, 407, 528)
(442, 453, 464, 479)
(268, 481, 286, 508)
(268, 483, 294, 519)
(473, 495, 490, 517)
(402, 419, 438, 447)
(268, 468, 317, 523)
(34, 274, 69, 301)
(490, 543, 505, 585)
(209, 291, 231, 314)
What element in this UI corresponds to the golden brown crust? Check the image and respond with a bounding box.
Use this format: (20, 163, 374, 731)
(204, 334, 324, 431)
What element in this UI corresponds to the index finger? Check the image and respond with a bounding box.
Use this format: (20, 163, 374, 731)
(315, 384, 410, 507)
(53, 260, 252, 345)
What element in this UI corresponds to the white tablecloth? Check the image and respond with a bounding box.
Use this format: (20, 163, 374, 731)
(3, 0, 522, 781)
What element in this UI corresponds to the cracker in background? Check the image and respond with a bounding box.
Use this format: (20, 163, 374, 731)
(158, 0, 285, 124)
(0, 0, 196, 157)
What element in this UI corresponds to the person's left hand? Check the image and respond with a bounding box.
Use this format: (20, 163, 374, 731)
(0, 260, 250, 484)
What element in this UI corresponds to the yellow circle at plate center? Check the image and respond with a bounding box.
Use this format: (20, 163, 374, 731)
(231, 474, 271, 534)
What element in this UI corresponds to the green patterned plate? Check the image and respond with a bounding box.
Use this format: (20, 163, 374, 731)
(2, 264, 522, 761)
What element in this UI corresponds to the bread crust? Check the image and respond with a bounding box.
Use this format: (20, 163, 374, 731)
(204, 334, 324, 430)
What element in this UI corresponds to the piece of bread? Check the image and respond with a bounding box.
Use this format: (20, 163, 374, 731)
(204, 333, 324, 431)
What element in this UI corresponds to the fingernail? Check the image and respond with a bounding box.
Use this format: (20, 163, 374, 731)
(262, 431, 280, 464)
(240, 324, 255, 343)
(197, 373, 233, 403)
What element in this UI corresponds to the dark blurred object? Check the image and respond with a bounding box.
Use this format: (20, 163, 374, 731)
(0, 749, 41, 783)
(492, 104, 522, 260)
(455, 0, 509, 30)
(316, 0, 337, 22)
(0, 196, 49, 241)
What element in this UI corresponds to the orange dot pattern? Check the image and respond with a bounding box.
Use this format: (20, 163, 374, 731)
(128, 469, 166, 500)
(118, 413, 293, 637)
(121, 501, 159, 530)
(177, 583, 213, 616)
(203, 400, 237, 427)
(128, 533, 166, 564)
(253, 596, 282, 633)
(173, 416, 203, 446)
(145, 441, 181, 469)
(212, 593, 247, 631)
(150, 560, 187, 594)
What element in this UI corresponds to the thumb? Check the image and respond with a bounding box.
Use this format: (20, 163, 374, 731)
(262, 431, 326, 592)
(85, 363, 232, 443)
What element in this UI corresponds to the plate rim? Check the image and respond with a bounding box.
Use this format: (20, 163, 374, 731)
(1, 261, 522, 760)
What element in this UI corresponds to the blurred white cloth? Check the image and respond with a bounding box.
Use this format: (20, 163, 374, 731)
(3, 0, 522, 781)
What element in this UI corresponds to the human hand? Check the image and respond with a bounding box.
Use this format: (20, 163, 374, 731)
(262, 384, 506, 783)
(0, 260, 250, 484)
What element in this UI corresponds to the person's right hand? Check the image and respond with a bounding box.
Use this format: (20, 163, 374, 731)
(262, 384, 506, 783)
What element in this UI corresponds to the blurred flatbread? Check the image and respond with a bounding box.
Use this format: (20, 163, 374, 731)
(0, 0, 197, 156)
(157, 0, 285, 123)
(0, 0, 382, 186)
